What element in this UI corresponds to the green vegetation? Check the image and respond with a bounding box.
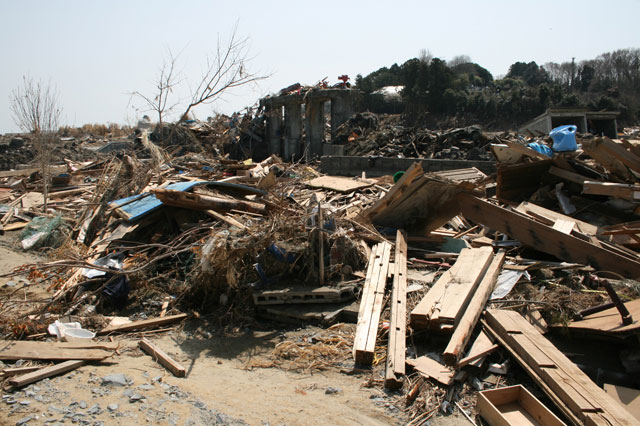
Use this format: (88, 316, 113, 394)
(354, 48, 640, 128)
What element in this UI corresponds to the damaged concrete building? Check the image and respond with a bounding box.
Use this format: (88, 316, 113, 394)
(519, 107, 619, 138)
(260, 88, 356, 161)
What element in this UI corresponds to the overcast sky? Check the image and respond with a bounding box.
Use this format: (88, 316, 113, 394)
(1, 0, 639, 133)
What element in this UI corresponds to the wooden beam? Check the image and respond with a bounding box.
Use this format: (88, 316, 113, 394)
(485, 309, 638, 425)
(98, 313, 188, 335)
(582, 181, 640, 202)
(385, 230, 407, 390)
(8, 360, 84, 388)
(410, 247, 493, 329)
(458, 194, 640, 279)
(1, 366, 42, 377)
(353, 242, 391, 365)
(0, 341, 113, 361)
(456, 344, 499, 368)
(548, 166, 588, 185)
(443, 251, 505, 365)
(205, 210, 247, 230)
(406, 356, 454, 386)
(138, 339, 186, 377)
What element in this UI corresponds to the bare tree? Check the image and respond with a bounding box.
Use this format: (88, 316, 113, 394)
(448, 55, 472, 67)
(179, 24, 268, 123)
(9, 76, 62, 211)
(129, 49, 181, 126)
(419, 48, 433, 65)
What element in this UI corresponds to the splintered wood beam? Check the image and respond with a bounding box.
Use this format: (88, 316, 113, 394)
(98, 313, 188, 335)
(458, 194, 640, 279)
(410, 247, 493, 329)
(443, 251, 505, 366)
(353, 242, 392, 365)
(582, 181, 640, 201)
(385, 230, 407, 390)
(154, 188, 265, 214)
(8, 361, 84, 388)
(138, 339, 186, 377)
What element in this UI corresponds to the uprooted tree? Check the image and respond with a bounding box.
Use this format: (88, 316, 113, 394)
(178, 25, 268, 123)
(9, 76, 63, 211)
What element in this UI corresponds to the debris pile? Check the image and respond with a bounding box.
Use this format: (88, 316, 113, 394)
(1, 118, 640, 425)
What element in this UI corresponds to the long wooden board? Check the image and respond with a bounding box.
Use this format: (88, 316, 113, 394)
(306, 176, 375, 193)
(139, 339, 186, 377)
(8, 360, 84, 388)
(98, 313, 188, 335)
(485, 309, 638, 425)
(410, 247, 493, 329)
(353, 242, 391, 365)
(0, 341, 112, 361)
(459, 194, 640, 279)
(385, 230, 407, 390)
(443, 251, 505, 365)
(406, 356, 454, 386)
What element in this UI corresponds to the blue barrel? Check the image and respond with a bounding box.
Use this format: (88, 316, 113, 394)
(550, 125, 578, 151)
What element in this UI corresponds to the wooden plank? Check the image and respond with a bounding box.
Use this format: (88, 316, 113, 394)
(410, 247, 493, 329)
(306, 176, 375, 193)
(584, 136, 640, 176)
(456, 343, 499, 368)
(485, 309, 638, 426)
(8, 360, 84, 388)
(582, 181, 640, 201)
(365, 162, 424, 217)
(0, 341, 112, 361)
(515, 201, 599, 236)
(499, 139, 551, 160)
(483, 319, 583, 426)
(463, 330, 494, 368)
(548, 165, 589, 185)
(553, 219, 576, 235)
(138, 339, 186, 377)
(459, 194, 640, 279)
(206, 210, 248, 230)
(443, 251, 505, 365)
(1, 366, 42, 377)
(154, 189, 265, 214)
(98, 313, 188, 335)
(353, 242, 391, 365)
(406, 356, 454, 386)
(385, 230, 407, 390)
(437, 247, 495, 325)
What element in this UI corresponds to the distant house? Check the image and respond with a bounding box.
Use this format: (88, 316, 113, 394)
(519, 108, 619, 138)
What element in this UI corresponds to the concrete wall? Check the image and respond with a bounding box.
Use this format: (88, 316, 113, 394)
(320, 155, 496, 177)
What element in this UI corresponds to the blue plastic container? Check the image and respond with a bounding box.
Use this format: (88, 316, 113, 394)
(549, 125, 578, 152)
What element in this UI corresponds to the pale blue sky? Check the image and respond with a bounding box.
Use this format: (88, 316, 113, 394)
(1, 0, 639, 133)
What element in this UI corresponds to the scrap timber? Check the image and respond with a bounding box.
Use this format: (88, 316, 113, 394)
(353, 242, 391, 365)
(484, 309, 638, 425)
(385, 230, 408, 390)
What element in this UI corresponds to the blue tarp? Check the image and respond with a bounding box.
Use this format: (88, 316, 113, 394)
(110, 180, 265, 222)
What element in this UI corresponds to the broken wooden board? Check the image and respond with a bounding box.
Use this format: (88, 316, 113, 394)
(252, 286, 355, 305)
(604, 384, 640, 421)
(139, 339, 186, 377)
(154, 189, 265, 214)
(582, 181, 640, 202)
(406, 356, 454, 386)
(410, 247, 493, 330)
(353, 242, 391, 365)
(485, 309, 638, 426)
(443, 251, 505, 365)
(306, 176, 375, 193)
(559, 299, 640, 338)
(462, 330, 495, 368)
(8, 360, 84, 388)
(515, 201, 598, 236)
(98, 313, 188, 335)
(368, 175, 474, 235)
(458, 194, 640, 279)
(385, 230, 407, 390)
(205, 210, 247, 230)
(0, 341, 113, 361)
(583, 136, 640, 180)
(432, 167, 487, 183)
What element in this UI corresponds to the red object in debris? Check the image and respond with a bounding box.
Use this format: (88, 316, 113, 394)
(337, 75, 350, 88)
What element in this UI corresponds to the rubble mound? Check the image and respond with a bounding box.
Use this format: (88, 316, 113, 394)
(334, 114, 492, 160)
(0, 135, 102, 171)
